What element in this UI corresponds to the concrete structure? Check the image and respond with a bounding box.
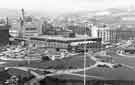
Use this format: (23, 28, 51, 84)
(9, 20, 20, 37)
(19, 9, 42, 38)
(98, 29, 117, 43)
(67, 25, 91, 36)
(90, 24, 112, 43)
(22, 21, 42, 37)
(90, 24, 135, 43)
(97, 29, 135, 43)
(30, 35, 101, 52)
(91, 25, 99, 38)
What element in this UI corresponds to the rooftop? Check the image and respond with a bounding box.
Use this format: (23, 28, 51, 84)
(31, 35, 99, 42)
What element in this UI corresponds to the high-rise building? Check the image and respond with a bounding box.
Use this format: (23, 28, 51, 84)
(91, 24, 112, 43)
(0, 18, 11, 46)
(91, 24, 99, 38)
(19, 9, 42, 38)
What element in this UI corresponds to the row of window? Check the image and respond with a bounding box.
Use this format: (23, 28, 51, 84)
(31, 40, 69, 48)
(25, 28, 37, 30)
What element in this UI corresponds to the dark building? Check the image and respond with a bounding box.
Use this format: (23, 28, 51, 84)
(0, 25, 10, 46)
(42, 21, 54, 35)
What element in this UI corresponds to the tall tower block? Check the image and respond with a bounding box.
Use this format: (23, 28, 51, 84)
(21, 8, 25, 20)
(91, 24, 98, 37)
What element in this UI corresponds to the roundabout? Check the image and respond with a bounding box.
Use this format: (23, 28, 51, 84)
(114, 40, 135, 57)
(116, 46, 135, 58)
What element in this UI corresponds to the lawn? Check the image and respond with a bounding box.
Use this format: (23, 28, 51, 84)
(0, 54, 95, 70)
(113, 57, 135, 67)
(77, 66, 135, 80)
(104, 47, 135, 67)
(25, 54, 95, 69)
(106, 49, 135, 67)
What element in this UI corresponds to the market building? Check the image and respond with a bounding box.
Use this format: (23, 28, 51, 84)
(30, 35, 102, 52)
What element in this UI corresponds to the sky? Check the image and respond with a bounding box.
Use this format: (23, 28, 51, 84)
(1, 0, 135, 14)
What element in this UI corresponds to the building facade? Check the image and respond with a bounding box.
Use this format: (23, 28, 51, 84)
(98, 29, 135, 43)
(97, 29, 117, 43)
(30, 35, 101, 52)
(0, 24, 10, 46)
(91, 24, 135, 44)
(90, 24, 112, 43)
(67, 25, 91, 36)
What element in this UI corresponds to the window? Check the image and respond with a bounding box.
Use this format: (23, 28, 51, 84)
(25, 28, 37, 30)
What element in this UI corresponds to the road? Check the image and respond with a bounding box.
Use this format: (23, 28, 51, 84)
(3, 45, 135, 84)
(2, 53, 119, 82)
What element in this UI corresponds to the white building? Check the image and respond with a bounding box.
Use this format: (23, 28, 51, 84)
(91, 24, 99, 38)
(91, 24, 111, 44)
(19, 16, 43, 38)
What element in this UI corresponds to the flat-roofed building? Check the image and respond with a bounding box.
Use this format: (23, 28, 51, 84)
(30, 35, 101, 52)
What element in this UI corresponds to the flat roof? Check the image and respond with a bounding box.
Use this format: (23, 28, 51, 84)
(31, 35, 101, 42)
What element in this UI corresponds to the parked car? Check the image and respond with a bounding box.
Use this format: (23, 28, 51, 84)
(97, 64, 110, 68)
(41, 55, 50, 61)
(113, 64, 123, 68)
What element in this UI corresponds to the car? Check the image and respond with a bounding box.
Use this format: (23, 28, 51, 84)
(106, 45, 113, 48)
(113, 64, 123, 68)
(41, 55, 50, 61)
(97, 64, 110, 68)
(43, 71, 51, 74)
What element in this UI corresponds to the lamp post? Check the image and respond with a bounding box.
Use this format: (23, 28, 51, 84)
(27, 37, 31, 65)
(83, 21, 88, 85)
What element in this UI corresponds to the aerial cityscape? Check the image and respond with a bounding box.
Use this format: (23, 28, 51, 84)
(1, 0, 135, 85)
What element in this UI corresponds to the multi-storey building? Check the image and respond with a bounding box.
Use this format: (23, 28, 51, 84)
(22, 20, 42, 37)
(90, 24, 112, 43)
(97, 29, 118, 43)
(116, 30, 135, 40)
(67, 25, 91, 36)
(96, 26, 135, 43)
(19, 9, 42, 38)
(0, 18, 11, 46)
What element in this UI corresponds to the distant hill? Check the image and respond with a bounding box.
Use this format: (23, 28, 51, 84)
(0, 8, 51, 18)
(0, 8, 19, 17)
(1, 7, 135, 25)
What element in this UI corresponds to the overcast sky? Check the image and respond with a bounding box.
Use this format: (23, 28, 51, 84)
(1, 0, 135, 13)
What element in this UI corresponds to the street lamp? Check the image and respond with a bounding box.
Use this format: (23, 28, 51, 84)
(27, 37, 31, 65)
(83, 21, 88, 85)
